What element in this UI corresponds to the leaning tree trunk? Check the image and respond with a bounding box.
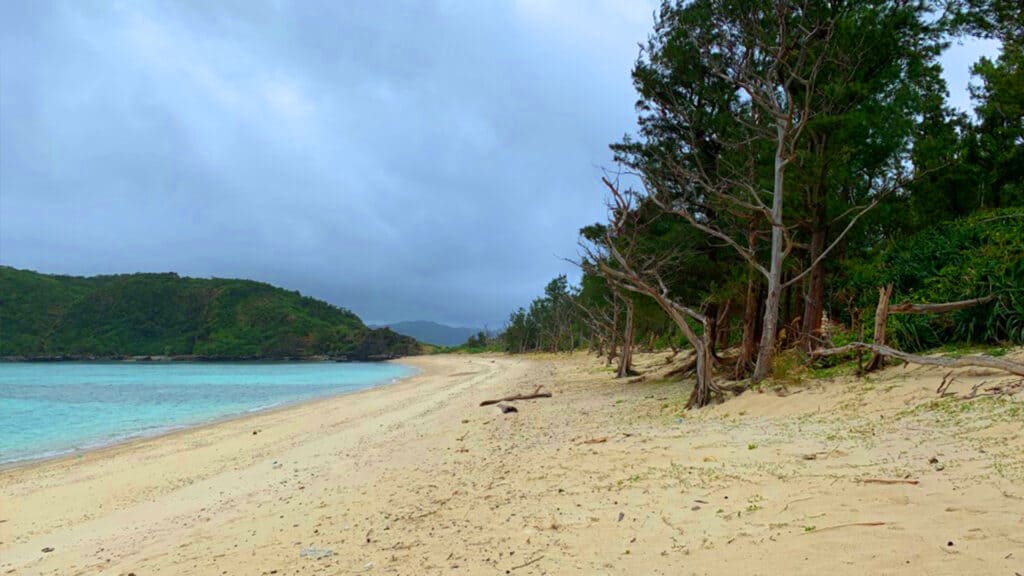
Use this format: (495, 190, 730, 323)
(617, 299, 635, 378)
(654, 301, 722, 408)
(687, 322, 717, 408)
(865, 284, 894, 372)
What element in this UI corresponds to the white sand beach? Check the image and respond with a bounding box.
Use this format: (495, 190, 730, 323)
(2, 352, 1023, 575)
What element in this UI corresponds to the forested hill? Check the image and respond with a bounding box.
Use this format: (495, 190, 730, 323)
(0, 267, 420, 360)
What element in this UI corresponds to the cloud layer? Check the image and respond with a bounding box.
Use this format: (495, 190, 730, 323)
(0, 1, 996, 326)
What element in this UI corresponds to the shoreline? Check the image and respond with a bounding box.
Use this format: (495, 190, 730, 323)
(0, 355, 413, 363)
(2, 352, 1021, 575)
(0, 359, 420, 473)
(0, 358, 419, 471)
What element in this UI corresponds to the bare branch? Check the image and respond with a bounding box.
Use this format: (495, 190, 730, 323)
(812, 342, 1024, 378)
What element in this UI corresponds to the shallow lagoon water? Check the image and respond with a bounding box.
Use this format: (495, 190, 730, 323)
(0, 361, 415, 465)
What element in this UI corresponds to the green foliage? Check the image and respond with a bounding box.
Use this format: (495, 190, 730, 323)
(0, 267, 419, 360)
(503, 275, 584, 353)
(457, 331, 502, 353)
(836, 209, 1024, 350)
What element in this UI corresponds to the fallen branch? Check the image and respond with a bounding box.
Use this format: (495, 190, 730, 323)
(936, 371, 956, 396)
(861, 478, 919, 485)
(664, 356, 698, 379)
(509, 555, 544, 571)
(861, 286, 999, 372)
(804, 521, 886, 534)
(890, 295, 995, 314)
(963, 378, 1024, 400)
(812, 342, 1024, 378)
(480, 386, 553, 406)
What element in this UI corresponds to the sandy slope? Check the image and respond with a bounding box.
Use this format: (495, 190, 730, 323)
(1, 352, 1022, 575)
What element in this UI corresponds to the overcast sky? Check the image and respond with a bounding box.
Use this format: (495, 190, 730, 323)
(0, 1, 1000, 327)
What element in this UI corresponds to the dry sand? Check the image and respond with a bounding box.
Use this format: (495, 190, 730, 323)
(1, 352, 1022, 575)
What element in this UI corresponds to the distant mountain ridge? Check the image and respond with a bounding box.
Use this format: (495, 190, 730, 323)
(0, 266, 419, 360)
(383, 320, 488, 347)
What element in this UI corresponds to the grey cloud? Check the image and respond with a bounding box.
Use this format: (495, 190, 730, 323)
(0, 1, 998, 326)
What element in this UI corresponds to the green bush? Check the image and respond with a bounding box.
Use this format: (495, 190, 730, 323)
(837, 208, 1024, 350)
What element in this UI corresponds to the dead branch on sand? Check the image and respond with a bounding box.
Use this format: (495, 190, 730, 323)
(813, 342, 1024, 378)
(480, 385, 552, 407)
(804, 521, 886, 534)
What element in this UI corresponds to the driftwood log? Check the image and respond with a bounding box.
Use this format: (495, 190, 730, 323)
(480, 386, 552, 407)
(813, 342, 1024, 378)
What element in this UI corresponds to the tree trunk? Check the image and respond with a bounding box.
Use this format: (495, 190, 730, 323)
(617, 299, 635, 378)
(688, 325, 717, 409)
(619, 283, 722, 407)
(607, 300, 620, 366)
(736, 227, 760, 379)
(782, 273, 795, 347)
(800, 201, 828, 352)
(716, 301, 731, 350)
(705, 302, 720, 358)
(752, 130, 788, 383)
(865, 284, 893, 372)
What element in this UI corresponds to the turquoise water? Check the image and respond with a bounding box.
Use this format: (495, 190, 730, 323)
(0, 361, 415, 465)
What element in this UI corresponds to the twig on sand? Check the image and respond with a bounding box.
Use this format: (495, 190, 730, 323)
(804, 521, 886, 534)
(937, 371, 956, 396)
(480, 386, 552, 407)
(782, 496, 813, 512)
(509, 555, 544, 570)
(661, 515, 685, 535)
(964, 377, 1024, 400)
(579, 437, 608, 445)
(861, 478, 919, 485)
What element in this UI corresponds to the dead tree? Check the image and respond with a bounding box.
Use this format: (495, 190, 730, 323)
(813, 342, 1024, 378)
(863, 285, 998, 372)
(581, 178, 724, 408)
(864, 285, 895, 371)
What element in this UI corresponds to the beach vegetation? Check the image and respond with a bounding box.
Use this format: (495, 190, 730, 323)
(495, 0, 1024, 407)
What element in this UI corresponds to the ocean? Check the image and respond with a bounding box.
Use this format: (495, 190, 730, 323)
(0, 361, 416, 465)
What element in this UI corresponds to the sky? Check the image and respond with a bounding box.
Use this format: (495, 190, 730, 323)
(0, 1, 1000, 327)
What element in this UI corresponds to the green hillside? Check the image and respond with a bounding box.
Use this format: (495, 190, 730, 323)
(0, 267, 419, 360)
